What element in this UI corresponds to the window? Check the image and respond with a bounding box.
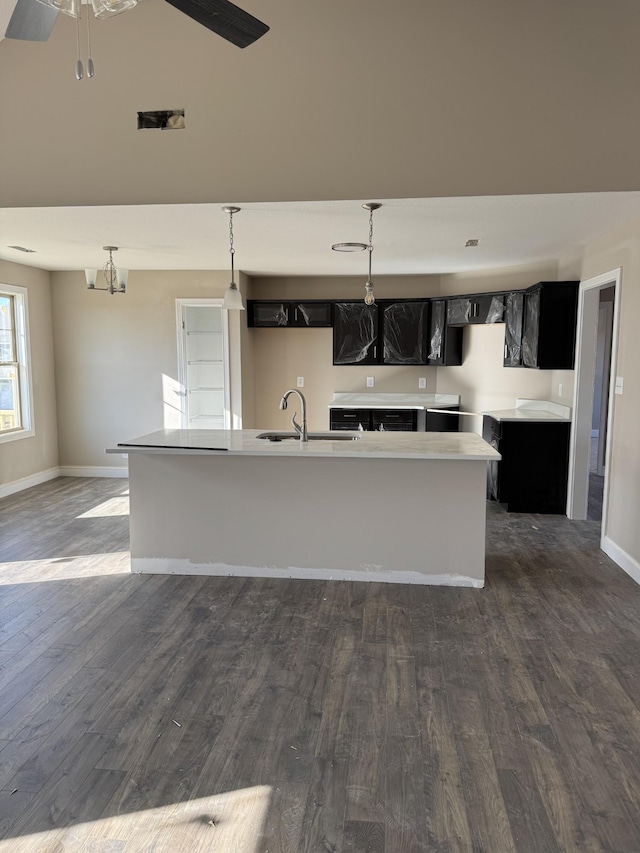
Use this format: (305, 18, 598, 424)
(0, 285, 33, 442)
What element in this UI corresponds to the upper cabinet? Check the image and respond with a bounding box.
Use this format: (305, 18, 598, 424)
(521, 281, 579, 369)
(247, 301, 332, 328)
(333, 302, 379, 365)
(447, 293, 505, 326)
(427, 300, 463, 366)
(380, 301, 429, 365)
(503, 291, 525, 367)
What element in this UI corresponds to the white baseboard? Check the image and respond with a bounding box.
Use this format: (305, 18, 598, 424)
(602, 535, 640, 587)
(131, 557, 484, 588)
(0, 467, 61, 499)
(58, 465, 129, 478)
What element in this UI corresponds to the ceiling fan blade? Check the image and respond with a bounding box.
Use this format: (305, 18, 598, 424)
(163, 0, 268, 47)
(5, 0, 58, 40)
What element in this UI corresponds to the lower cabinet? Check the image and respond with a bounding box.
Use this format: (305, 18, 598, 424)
(329, 407, 459, 433)
(483, 416, 571, 513)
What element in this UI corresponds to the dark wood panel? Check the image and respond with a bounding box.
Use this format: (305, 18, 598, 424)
(0, 476, 640, 851)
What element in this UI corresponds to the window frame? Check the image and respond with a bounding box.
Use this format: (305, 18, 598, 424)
(0, 284, 34, 443)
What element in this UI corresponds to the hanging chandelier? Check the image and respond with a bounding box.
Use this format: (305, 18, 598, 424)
(85, 246, 128, 295)
(222, 206, 245, 310)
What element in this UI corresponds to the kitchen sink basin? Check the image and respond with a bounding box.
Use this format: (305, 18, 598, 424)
(256, 431, 360, 442)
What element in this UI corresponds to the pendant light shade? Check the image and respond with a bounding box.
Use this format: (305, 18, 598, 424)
(222, 206, 245, 311)
(35, 0, 79, 18)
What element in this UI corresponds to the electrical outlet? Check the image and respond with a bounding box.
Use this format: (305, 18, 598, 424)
(418, 377, 427, 389)
(615, 376, 624, 395)
(366, 376, 375, 388)
(297, 376, 304, 388)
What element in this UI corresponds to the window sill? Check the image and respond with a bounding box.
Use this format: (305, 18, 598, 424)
(0, 427, 35, 445)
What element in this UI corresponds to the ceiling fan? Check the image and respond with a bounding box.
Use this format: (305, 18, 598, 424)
(5, 0, 269, 48)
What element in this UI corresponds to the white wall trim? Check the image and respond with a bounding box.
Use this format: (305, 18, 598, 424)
(130, 557, 484, 587)
(58, 465, 128, 478)
(602, 536, 640, 587)
(0, 467, 61, 499)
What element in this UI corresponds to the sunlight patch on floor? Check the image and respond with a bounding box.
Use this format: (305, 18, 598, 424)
(0, 552, 131, 584)
(76, 493, 130, 518)
(0, 785, 273, 852)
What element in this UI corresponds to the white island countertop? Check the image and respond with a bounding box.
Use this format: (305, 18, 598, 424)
(330, 392, 460, 409)
(109, 428, 500, 461)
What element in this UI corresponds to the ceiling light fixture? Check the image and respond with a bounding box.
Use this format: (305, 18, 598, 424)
(85, 246, 128, 294)
(331, 242, 367, 252)
(222, 206, 245, 311)
(362, 202, 381, 306)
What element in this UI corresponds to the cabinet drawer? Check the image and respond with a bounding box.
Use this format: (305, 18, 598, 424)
(371, 409, 417, 431)
(329, 408, 371, 430)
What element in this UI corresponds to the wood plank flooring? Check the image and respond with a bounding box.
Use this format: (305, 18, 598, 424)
(1, 476, 640, 851)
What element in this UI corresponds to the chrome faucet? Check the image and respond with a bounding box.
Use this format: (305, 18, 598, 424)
(280, 389, 308, 442)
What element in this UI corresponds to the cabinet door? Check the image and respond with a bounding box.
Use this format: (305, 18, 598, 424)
(425, 407, 460, 432)
(248, 302, 290, 327)
(427, 300, 463, 366)
(522, 288, 541, 368)
(381, 302, 428, 364)
(447, 297, 472, 326)
(333, 303, 379, 365)
(503, 291, 525, 366)
(291, 302, 333, 327)
(447, 294, 504, 325)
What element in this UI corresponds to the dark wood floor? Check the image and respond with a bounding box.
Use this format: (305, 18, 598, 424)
(1, 477, 640, 852)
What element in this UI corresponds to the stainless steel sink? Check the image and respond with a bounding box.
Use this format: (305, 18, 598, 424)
(256, 431, 360, 442)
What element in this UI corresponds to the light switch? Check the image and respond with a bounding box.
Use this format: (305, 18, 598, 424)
(615, 376, 624, 395)
(418, 377, 427, 389)
(297, 376, 304, 388)
(366, 376, 375, 388)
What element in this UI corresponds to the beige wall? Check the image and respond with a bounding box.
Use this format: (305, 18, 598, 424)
(51, 270, 254, 468)
(3, 0, 640, 208)
(557, 218, 640, 567)
(0, 261, 58, 487)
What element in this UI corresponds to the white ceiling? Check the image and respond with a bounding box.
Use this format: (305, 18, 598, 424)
(2, 192, 640, 278)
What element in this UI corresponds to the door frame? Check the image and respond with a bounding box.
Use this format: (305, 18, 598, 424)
(175, 298, 231, 430)
(566, 268, 621, 544)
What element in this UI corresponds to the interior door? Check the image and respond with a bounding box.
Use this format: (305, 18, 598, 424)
(177, 300, 230, 429)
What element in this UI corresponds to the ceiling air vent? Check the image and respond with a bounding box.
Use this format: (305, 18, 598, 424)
(8, 245, 36, 253)
(137, 110, 185, 130)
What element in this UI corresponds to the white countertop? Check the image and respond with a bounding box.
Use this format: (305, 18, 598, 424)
(109, 428, 500, 461)
(330, 392, 461, 410)
(482, 399, 571, 423)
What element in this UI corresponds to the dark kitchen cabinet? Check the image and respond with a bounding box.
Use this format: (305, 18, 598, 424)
(333, 302, 379, 365)
(447, 293, 505, 326)
(503, 291, 525, 367)
(425, 406, 460, 432)
(521, 281, 579, 369)
(483, 416, 571, 513)
(248, 300, 332, 328)
(329, 406, 459, 432)
(372, 408, 418, 431)
(329, 408, 372, 431)
(427, 300, 463, 366)
(380, 301, 429, 365)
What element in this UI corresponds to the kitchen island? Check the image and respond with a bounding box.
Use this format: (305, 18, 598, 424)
(108, 429, 500, 588)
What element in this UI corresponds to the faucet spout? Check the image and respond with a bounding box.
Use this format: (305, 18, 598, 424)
(279, 389, 308, 442)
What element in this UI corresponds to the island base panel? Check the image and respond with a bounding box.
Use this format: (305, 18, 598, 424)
(128, 454, 487, 586)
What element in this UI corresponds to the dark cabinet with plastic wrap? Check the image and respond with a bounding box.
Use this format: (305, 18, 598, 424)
(447, 294, 505, 326)
(248, 301, 332, 328)
(381, 301, 428, 365)
(483, 415, 571, 513)
(333, 303, 379, 365)
(521, 281, 579, 369)
(427, 300, 463, 366)
(503, 291, 525, 366)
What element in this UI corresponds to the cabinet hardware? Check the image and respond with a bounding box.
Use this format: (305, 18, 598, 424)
(294, 308, 298, 322)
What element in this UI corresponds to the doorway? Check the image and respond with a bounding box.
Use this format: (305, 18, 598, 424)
(567, 270, 621, 540)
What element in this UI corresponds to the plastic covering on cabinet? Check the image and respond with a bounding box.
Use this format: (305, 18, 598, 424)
(486, 296, 505, 324)
(504, 292, 524, 365)
(334, 303, 377, 364)
(256, 303, 288, 326)
(428, 302, 445, 360)
(522, 289, 541, 367)
(382, 303, 427, 364)
(447, 298, 471, 325)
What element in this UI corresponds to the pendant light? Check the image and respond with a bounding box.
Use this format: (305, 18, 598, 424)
(222, 206, 245, 311)
(362, 202, 381, 306)
(85, 246, 127, 294)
